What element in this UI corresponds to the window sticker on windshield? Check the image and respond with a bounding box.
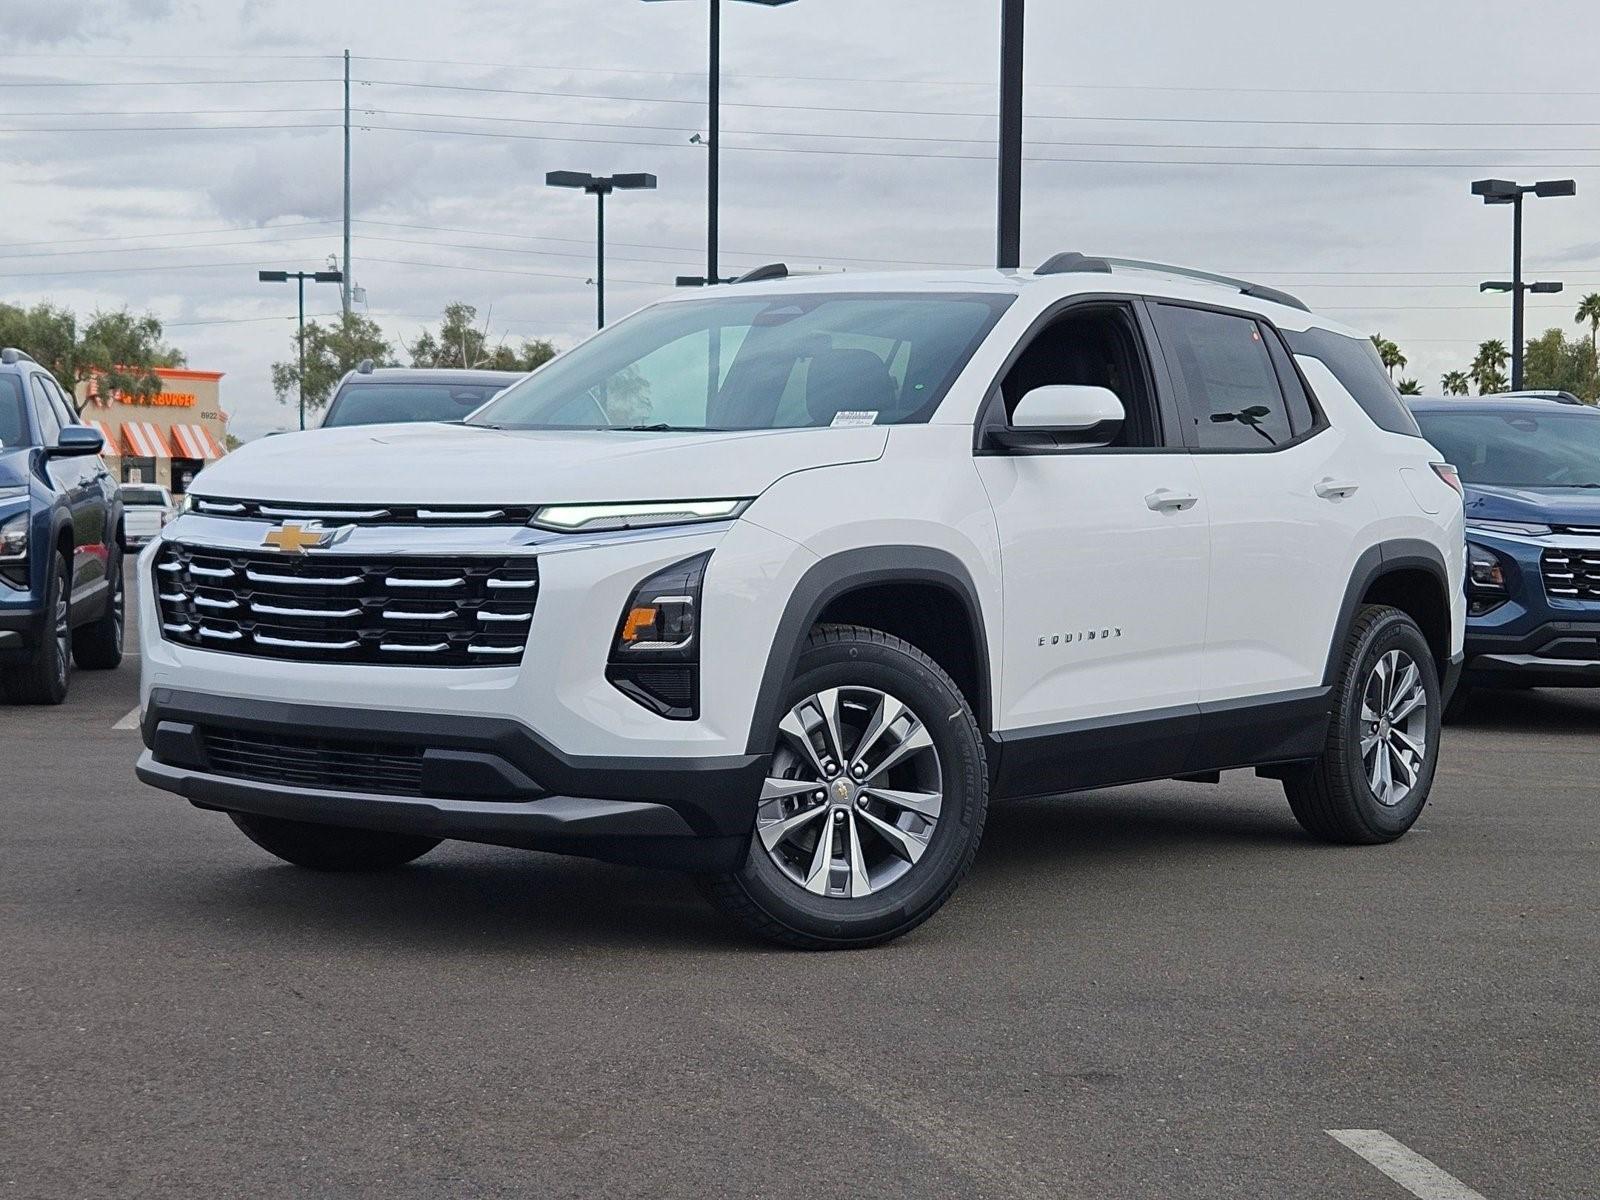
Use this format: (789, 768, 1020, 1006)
(830, 410, 879, 428)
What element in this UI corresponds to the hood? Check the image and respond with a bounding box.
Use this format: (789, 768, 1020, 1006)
(191, 422, 890, 505)
(0, 446, 33, 491)
(1464, 481, 1600, 527)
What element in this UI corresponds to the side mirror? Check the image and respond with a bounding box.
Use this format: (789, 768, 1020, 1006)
(48, 426, 104, 457)
(988, 384, 1125, 450)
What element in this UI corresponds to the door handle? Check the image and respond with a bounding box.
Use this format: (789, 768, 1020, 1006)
(1315, 477, 1360, 499)
(1145, 488, 1199, 512)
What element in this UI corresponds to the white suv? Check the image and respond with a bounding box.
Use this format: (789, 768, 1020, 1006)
(136, 255, 1465, 948)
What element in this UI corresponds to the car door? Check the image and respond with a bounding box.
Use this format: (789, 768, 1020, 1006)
(974, 298, 1209, 794)
(30, 375, 104, 603)
(1148, 302, 1376, 712)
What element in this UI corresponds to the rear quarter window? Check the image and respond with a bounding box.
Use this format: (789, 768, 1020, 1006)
(1282, 327, 1423, 437)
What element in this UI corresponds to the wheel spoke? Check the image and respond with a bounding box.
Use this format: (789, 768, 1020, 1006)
(778, 708, 832, 778)
(1366, 741, 1386, 798)
(1388, 741, 1417, 789)
(861, 719, 933, 783)
(860, 786, 943, 820)
(1389, 684, 1426, 725)
(843, 811, 872, 897)
(1360, 731, 1382, 757)
(756, 802, 828, 852)
(1390, 727, 1426, 762)
(814, 687, 850, 771)
(849, 692, 907, 772)
(856, 807, 931, 865)
(802, 816, 836, 896)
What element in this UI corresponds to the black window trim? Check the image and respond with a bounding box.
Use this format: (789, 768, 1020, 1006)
(972, 294, 1189, 457)
(1148, 297, 1330, 456)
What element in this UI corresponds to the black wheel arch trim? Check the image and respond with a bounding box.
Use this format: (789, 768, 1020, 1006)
(743, 545, 993, 755)
(1323, 537, 1453, 687)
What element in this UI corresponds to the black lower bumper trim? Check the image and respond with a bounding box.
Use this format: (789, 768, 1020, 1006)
(1465, 620, 1600, 688)
(136, 752, 747, 872)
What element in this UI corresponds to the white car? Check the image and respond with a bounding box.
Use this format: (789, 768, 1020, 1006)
(135, 254, 1465, 948)
(119, 484, 174, 547)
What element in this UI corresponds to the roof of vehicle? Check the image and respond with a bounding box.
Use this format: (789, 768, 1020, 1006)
(340, 368, 527, 387)
(1407, 394, 1600, 415)
(656, 256, 1357, 337)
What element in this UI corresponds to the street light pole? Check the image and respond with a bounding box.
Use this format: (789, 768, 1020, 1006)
(258, 269, 343, 430)
(546, 172, 657, 330)
(1472, 177, 1576, 391)
(997, 0, 1024, 270)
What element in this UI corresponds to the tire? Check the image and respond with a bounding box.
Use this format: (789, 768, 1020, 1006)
(228, 812, 441, 871)
(72, 550, 124, 670)
(3, 555, 72, 705)
(703, 624, 988, 949)
(1283, 604, 1442, 845)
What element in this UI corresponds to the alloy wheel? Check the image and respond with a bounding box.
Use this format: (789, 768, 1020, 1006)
(110, 570, 124, 655)
(757, 685, 943, 899)
(52, 585, 69, 690)
(1360, 648, 1428, 807)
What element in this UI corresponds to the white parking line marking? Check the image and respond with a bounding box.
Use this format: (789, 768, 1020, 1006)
(112, 706, 142, 730)
(1327, 1130, 1488, 1200)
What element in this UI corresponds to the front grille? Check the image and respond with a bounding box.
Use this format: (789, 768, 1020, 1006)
(1553, 524, 1600, 537)
(154, 543, 538, 666)
(190, 496, 535, 527)
(202, 727, 424, 795)
(1541, 547, 1600, 600)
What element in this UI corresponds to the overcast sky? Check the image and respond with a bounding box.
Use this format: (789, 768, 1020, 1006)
(2, 0, 1597, 437)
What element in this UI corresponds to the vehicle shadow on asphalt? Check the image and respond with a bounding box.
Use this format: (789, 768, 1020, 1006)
(1448, 685, 1600, 735)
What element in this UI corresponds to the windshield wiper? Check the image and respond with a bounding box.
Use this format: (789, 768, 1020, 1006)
(600, 423, 710, 432)
(1548, 482, 1600, 488)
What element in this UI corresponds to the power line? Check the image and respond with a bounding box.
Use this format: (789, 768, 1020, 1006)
(0, 218, 338, 252)
(0, 122, 339, 133)
(360, 255, 668, 287)
(0, 76, 339, 87)
(0, 232, 342, 262)
(0, 106, 337, 117)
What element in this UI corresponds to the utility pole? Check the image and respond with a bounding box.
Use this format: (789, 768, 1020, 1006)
(997, 0, 1024, 270)
(342, 48, 352, 316)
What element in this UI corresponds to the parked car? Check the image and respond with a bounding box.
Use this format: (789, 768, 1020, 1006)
(120, 483, 175, 547)
(319, 364, 525, 429)
(136, 255, 1463, 947)
(1408, 395, 1600, 713)
(0, 349, 125, 704)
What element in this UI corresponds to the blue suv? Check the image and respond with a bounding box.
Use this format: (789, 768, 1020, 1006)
(0, 349, 125, 704)
(1409, 395, 1600, 711)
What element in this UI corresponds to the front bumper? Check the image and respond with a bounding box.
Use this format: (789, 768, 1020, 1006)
(137, 689, 765, 871)
(1464, 621, 1600, 688)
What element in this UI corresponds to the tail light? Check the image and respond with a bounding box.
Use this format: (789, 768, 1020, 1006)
(1431, 463, 1463, 496)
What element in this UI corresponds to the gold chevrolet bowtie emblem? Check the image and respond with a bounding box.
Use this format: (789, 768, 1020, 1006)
(262, 522, 336, 554)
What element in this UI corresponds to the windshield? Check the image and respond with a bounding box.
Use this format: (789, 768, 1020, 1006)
(121, 485, 168, 505)
(471, 292, 1012, 431)
(324, 381, 515, 428)
(1415, 408, 1600, 487)
(0, 376, 27, 448)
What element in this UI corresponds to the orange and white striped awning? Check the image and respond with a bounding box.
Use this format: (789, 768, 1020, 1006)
(80, 419, 117, 455)
(121, 421, 169, 459)
(169, 422, 224, 460)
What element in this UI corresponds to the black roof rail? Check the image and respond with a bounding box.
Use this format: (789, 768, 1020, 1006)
(1034, 252, 1112, 275)
(734, 262, 788, 284)
(1097, 257, 1311, 313)
(0, 347, 36, 365)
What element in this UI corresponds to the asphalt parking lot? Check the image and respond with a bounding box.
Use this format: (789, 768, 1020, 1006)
(3, 563, 1597, 1199)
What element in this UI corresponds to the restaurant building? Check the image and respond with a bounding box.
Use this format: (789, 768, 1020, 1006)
(73, 367, 228, 495)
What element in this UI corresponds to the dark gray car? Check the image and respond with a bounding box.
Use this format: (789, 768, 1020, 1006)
(319, 367, 526, 429)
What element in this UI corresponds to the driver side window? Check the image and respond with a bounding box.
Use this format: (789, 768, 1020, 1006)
(997, 303, 1162, 448)
(31, 376, 62, 446)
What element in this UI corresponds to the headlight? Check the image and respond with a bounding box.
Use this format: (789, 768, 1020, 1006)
(180, 493, 197, 513)
(0, 511, 27, 562)
(529, 498, 749, 533)
(606, 551, 709, 720)
(1466, 542, 1511, 615)
(1466, 519, 1551, 537)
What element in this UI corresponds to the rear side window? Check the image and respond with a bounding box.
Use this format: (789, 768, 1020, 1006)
(1282, 326, 1423, 437)
(1151, 304, 1294, 449)
(30, 377, 62, 445)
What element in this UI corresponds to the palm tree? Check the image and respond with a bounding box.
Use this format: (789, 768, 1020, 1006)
(1370, 334, 1407, 379)
(1441, 370, 1470, 396)
(1471, 339, 1510, 395)
(1576, 293, 1600, 363)
(1397, 378, 1423, 395)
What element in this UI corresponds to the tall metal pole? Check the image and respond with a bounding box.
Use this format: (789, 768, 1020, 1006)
(708, 0, 721, 285)
(596, 188, 606, 329)
(296, 274, 307, 431)
(1511, 192, 1525, 391)
(342, 49, 352, 316)
(996, 0, 1024, 269)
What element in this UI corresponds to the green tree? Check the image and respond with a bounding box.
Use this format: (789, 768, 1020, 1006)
(270, 311, 395, 416)
(1440, 370, 1470, 396)
(1370, 333, 1407, 379)
(1575, 293, 1600, 363)
(1522, 326, 1599, 402)
(1470, 339, 1509, 395)
(1397, 378, 1423, 395)
(0, 301, 183, 398)
(407, 302, 556, 372)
